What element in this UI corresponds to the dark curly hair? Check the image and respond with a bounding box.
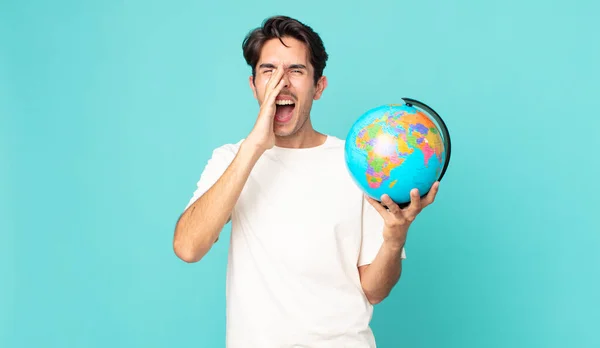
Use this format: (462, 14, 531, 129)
(242, 16, 329, 86)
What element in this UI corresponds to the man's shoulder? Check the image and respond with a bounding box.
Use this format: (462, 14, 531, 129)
(321, 135, 346, 150)
(209, 139, 245, 157)
(325, 135, 345, 146)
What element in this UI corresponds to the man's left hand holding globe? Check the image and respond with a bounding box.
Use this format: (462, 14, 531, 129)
(358, 181, 440, 304)
(367, 181, 441, 248)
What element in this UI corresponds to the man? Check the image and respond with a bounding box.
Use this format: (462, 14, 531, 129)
(173, 15, 439, 348)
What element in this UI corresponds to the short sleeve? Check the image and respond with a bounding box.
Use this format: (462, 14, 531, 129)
(184, 143, 239, 211)
(358, 196, 406, 266)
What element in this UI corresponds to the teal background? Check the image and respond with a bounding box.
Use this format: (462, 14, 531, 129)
(1, 0, 599, 347)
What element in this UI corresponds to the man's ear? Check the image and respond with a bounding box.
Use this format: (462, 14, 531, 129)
(313, 75, 328, 100)
(249, 76, 257, 100)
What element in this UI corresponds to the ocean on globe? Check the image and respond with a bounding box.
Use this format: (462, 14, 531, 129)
(344, 98, 451, 207)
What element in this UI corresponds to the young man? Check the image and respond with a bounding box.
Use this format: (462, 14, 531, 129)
(173, 15, 439, 348)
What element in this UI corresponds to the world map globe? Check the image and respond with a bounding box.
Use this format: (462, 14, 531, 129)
(344, 98, 451, 207)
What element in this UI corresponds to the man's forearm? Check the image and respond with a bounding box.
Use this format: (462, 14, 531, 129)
(359, 236, 405, 304)
(360, 182, 439, 304)
(173, 141, 264, 263)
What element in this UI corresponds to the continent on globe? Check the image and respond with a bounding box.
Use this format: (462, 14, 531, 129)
(355, 109, 444, 190)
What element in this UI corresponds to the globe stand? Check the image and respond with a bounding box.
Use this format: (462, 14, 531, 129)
(377, 97, 452, 210)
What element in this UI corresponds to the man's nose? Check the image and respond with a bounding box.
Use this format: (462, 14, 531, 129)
(281, 71, 291, 88)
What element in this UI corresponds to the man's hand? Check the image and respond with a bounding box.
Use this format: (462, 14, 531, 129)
(358, 181, 439, 304)
(365, 181, 440, 248)
(245, 65, 287, 152)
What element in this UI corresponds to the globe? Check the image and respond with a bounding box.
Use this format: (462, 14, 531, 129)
(344, 98, 451, 207)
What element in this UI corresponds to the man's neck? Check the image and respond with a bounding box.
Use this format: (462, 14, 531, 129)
(274, 130, 327, 149)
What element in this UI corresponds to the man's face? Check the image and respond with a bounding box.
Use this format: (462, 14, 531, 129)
(249, 36, 327, 138)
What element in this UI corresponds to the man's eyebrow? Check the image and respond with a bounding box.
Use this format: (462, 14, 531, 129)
(288, 64, 307, 70)
(258, 63, 276, 69)
(258, 63, 307, 70)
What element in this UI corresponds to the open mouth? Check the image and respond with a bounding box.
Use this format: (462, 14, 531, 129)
(275, 99, 295, 123)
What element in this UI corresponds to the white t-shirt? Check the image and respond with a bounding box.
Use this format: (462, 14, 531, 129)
(185, 135, 406, 348)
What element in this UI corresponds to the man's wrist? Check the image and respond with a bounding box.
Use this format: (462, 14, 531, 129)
(382, 238, 405, 253)
(239, 140, 266, 161)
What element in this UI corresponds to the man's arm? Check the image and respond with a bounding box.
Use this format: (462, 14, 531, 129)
(173, 142, 264, 263)
(359, 182, 440, 304)
(173, 65, 287, 263)
(358, 239, 404, 304)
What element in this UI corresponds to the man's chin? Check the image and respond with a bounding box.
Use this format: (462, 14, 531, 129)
(274, 124, 300, 137)
(274, 116, 296, 135)
(274, 128, 295, 138)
